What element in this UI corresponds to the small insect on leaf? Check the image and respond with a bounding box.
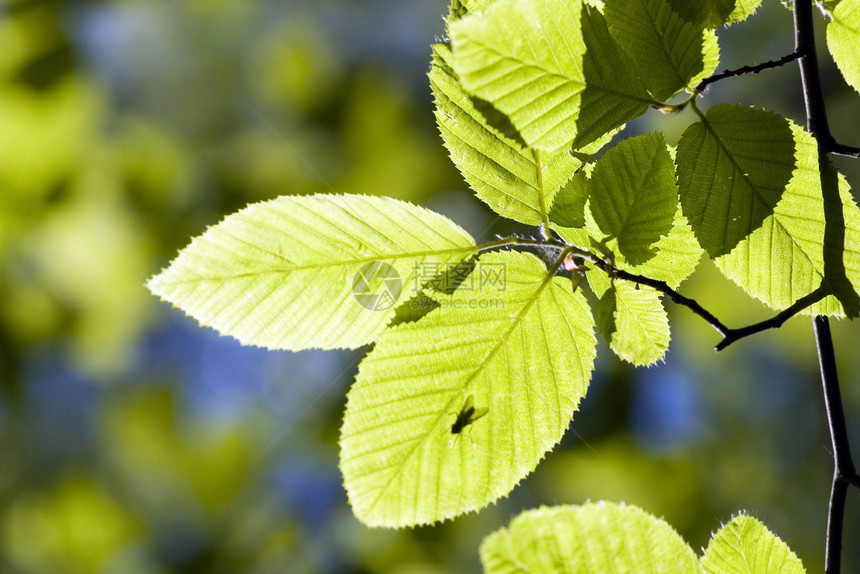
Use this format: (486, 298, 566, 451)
(451, 394, 489, 434)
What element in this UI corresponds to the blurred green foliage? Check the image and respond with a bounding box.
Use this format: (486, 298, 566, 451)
(0, 0, 859, 572)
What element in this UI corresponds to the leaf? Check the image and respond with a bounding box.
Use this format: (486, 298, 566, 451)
(480, 502, 701, 573)
(626, 205, 703, 288)
(676, 105, 796, 258)
(549, 170, 588, 228)
(727, 0, 762, 24)
(701, 515, 805, 574)
(827, 0, 860, 94)
(667, 0, 734, 28)
(589, 272, 670, 366)
(589, 133, 678, 265)
(449, 0, 654, 154)
(431, 43, 581, 225)
(147, 194, 476, 351)
(715, 122, 860, 317)
(449, 0, 587, 153)
(573, 4, 654, 149)
(605, 0, 707, 100)
(689, 29, 721, 89)
(555, 201, 703, 289)
(340, 251, 596, 526)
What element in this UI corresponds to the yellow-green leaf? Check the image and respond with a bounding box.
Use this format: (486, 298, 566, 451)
(148, 194, 476, 351)
(340, 251, 596, 526)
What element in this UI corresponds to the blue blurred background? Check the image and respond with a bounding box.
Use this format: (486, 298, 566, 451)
(1, 0, 859, 572)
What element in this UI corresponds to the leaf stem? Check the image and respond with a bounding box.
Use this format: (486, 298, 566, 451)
(533, 149, 552, 240)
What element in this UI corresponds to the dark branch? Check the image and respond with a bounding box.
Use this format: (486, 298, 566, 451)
(714, 287, 827, 351)
(696, 50, 802, 93)
(813, 317, 858, 574)
(591, 261, 730, 337)
(825, 141, 860, 159)
(591, 261, 827, 351)
(795, 1, 860, 572)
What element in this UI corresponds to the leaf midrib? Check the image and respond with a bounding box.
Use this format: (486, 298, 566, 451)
(152, 244, 478, 286)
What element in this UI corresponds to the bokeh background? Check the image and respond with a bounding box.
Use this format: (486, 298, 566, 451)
(2, 0, 860, 572)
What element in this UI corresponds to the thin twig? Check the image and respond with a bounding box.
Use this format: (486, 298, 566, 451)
(696, 50, 802, 93)
(592, 260, 827, 351)
(826, 142, 860, 159)
(714, 287, 828, 351)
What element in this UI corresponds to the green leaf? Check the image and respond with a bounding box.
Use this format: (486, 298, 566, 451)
(827, 0, 860, 94)
(589, 133, 678, 265)
(627, 205, 704, 288)
(676, 105, 796, 258)
(573, 4, 653, 149)
(701, 515, 805, 574)
(589, 272, 670, 366)
(340, 251, 596, 526)
(480, 502, 701, 573)
(605, 0, 707, 100)
(715, 122, 860, 317)
(727, 0, 762, 24)
(667, 0, 734, 28)
(431, 44, 581, 225)
(147, 194, 476, 351)
(555, 200, 702, 289)
(549, 170, 588, 228)
(690, 29, 721, 89)
(449, 0, 587, 153)
(449, 0, 653, 153)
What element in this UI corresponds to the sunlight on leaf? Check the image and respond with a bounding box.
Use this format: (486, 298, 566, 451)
(340, 251, 596, 526)
(715, 122, 860, 317)
(826, 0, 860, 94)
(148, 194, 476, 351)
(449, 0, 587, 153)
(549, 170, 588, 228)
(480, 502, 700, 573)
(701, 515, 805, 574)
(589, 272, 670, 366)
(431, 43, 582, 225)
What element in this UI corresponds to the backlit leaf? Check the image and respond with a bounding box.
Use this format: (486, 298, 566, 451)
(715, 122, 860, 317)
(549, 170, 588, 228)
(431, 43, 581, 225)
(701, 515, 805, 574)
(148, 194, 476, 351)
(589, 272, 670, 366)
(480, 502, 700, 573)
(827, 0, 860, 94)
(450, 0, 654, 153)
(667, 0, 734, 28)
(449, 0, 587, 153)
(340, 251, 596, 526)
